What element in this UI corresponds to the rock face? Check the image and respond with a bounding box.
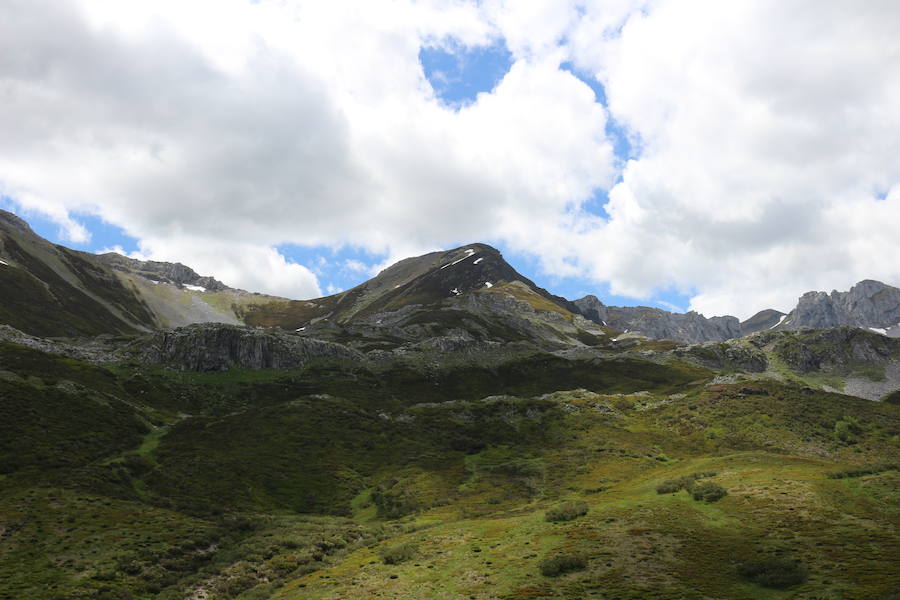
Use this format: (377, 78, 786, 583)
(782, 280, 900, 335)
(139, 324, 362, 371)
(97, 253, 228, 291)
(573, 296, 740, 343)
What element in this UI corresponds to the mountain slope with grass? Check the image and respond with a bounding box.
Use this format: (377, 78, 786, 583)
(1, 210, 899, 599)
(0, 334, 897, 599)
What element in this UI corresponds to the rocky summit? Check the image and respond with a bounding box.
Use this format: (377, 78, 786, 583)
(0, 209, 898, 600)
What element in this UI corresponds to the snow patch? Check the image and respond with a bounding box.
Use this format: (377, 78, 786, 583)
(869, 327, 888, 335)
(450, 288, 461, 295)
(440, 248, 477, 269)
(0, 259, 8, 266)
(184, 284, 206, 292)
(295, 327, 306, 332)
(769, 314, 789, 329)
(483, 281, 493, 288)
(473, 257, 484, 265)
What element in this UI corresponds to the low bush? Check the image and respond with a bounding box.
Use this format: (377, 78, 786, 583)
(737, 558, 808, 589)
(690, 481, 727, 502)
(379, 542, 417, 565)
(539, 554, 587, 577)
(826, 461, 898, 479)
(834, 416, 863, 443)
(655, 471, 717, 494)
(545, 501, 588, 522)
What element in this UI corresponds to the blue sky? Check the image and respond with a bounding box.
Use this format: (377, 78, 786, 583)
(0, 43, 690, 312)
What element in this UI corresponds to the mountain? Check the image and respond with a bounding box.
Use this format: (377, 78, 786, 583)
(739, 308, 788, 334)
(774, 280, 900, 337)
(0, 209, 898, 599)
(573, 295, 741, 342)
(0, 209, 286, 336)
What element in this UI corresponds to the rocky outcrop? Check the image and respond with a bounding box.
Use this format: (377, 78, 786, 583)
(97, 253, 228, 291)
(782, 280, 900, 334)
(673, 341, 768, 372)
(573, 295, 608, 324)
(573, 296, 741, 343)
(754, 326, 900, 374)
(138, 324, 362, 371)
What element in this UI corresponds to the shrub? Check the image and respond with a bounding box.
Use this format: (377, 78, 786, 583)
(539, 554, 587, 577)
(690, 481, 728, 502)
(737, 558, 808, 589)
(655, 471, 717, 494)
(834, 416, 863, 443)
(826, 462, 898, 479)
(655, 479, 684, 494)
(545, 501, 588, 522)
(379, 542, 417, 565)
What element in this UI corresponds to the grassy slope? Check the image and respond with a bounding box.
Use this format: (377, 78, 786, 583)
(0, 236, 157, 337)
(0, 341, 898, 599)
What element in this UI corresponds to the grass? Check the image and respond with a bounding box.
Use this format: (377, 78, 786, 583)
(1, 337, 898, 599)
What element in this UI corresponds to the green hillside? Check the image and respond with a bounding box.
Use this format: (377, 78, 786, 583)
(1, 339, 897, 599)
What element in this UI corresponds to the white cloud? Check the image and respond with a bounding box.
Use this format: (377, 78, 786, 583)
(0, 0, 898, 317)
(562, 0, 900, 317)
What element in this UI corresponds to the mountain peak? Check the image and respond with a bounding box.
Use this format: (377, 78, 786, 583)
(0, 209, 37, 236)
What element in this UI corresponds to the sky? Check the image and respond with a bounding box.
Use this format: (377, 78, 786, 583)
(1, 1, 899, 319)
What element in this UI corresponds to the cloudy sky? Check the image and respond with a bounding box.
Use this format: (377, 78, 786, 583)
(2, 0, 899, 319)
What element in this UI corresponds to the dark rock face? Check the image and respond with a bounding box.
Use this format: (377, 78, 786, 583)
(573, 295, 608, 324)
(786, 280, 900, 331)
(97, 253, 228, 291)
(139, 324, 362, 371)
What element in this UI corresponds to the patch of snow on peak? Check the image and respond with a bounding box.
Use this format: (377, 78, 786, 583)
(473, 257, 484, 265)
(869, 327, 888, 335)
(0, 259, 8, 266)
(441, 249, 479, 270)
(184, 284, 206, 292)
(483, 281, 493, 288)
(295, 327, 306, 332)
(450, 288, 461, 295)
(769, 314, 789, 329)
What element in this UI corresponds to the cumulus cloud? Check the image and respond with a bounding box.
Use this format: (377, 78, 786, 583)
(0, 0, 898, 317)
(565, 0, 900, 317)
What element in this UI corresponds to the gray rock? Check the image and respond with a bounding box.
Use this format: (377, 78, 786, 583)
(97, 253, 228, 291)
(573, 298, 741, 344)
(783, 280, 900, 331)
(138, 323, 362, 371)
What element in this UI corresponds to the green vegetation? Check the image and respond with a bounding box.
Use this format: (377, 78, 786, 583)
(379, 542, 417, 565)
(826, 461, 898, 479)
(545, 501, 589, 522)
(690, 481, 728, 502)
(655, 471, 717, 494)
(1, 338, 898, 599)
(737, 558, 808, 589)
(539, 554, 587, 577)
(834, 415, 864, 443)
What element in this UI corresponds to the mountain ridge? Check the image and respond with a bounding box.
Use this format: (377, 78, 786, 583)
(3, 208, 900, 345)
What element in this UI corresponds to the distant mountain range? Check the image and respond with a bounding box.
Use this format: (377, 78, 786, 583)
(2, 208, 899, 344)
